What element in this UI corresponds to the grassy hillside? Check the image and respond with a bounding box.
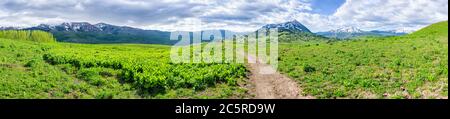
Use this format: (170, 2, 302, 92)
(0, 33, 248, 98)
(407, 21, 448, 38)
(278, 21, 448, 99)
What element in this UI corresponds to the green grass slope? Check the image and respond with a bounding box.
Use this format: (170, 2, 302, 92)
(407, 21, 448, 38)
(278, 21, 448, 99)
(1, 33, 248, 98)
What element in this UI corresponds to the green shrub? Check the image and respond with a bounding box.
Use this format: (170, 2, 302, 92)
(303, 65, 316, 73)
(25, 59, 38, 67)
(43, 44, 247, 91)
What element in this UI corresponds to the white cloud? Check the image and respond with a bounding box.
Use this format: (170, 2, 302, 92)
(193, 0, 313, 31)
(332, 0, 448, 31)
(0, 0, 448, 32)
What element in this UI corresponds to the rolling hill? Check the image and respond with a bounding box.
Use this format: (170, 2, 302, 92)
(277, 21, 448, 98)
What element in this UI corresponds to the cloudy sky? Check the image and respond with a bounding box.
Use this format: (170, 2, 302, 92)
(0, 0, 448, 32)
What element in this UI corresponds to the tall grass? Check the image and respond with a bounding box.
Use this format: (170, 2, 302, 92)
(0, 30, 56, 43)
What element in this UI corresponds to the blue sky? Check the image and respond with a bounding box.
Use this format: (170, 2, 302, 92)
(310, 0, 346, 15)
(0, 0, 448, 32)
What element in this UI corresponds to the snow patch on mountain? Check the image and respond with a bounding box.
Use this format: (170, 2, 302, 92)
(331, 26, 364, 33)
(261, 20, 312, 33)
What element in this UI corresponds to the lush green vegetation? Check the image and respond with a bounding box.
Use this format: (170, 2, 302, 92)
(278, 21, 448, 99)
(0, 31, 248, 98)
(43, 43, 247, 90)
(0, 30, 56, 42)
(278, 31, 331, 43)
(0, 21, 447, 99)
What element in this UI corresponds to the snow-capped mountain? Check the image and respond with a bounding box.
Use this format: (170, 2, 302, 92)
(260, 20, 312, 33)
(0, 26, 21, 30)
(330, 26, 364, 33)
(391, 29, 415, 34)
(20, 22, 174, 44)
(14, 22, 253, 44)
(26, 22, 142, 33)
(369, 30, 407, 36)
(1, 21, 411, 43)
(317, 26, 407, 39)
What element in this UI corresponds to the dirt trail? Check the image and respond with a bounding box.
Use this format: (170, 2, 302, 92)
(245, 55, 314, 99)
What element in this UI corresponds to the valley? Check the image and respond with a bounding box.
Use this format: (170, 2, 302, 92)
(0, 21, 448, 99)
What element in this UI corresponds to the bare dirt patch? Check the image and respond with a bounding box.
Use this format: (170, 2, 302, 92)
(245, 55, 313, 99)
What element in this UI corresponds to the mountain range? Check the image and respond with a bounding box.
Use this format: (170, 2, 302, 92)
(1, 21, 409, 44)
(23, 22, 175, 44)
(316, 26, 407, 39)
(0, 26, 21, 30)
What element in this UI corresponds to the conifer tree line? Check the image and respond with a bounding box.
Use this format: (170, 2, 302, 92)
(0, 30, 56, 42)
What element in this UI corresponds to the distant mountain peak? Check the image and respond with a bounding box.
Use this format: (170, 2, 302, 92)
(0, 26, 21, 30)
(94, 23, 110, 27)
(331, 26, 364, 33)
(93, 23, 116, 30)
(391, 29, 414, 33)
(287, 20, 300, 24)
(62, 22, 90, 24)
(317, 26, 407, 39)
(37, 24, 50, 27)
(95, 22, 109, 25)
(261, 20, 311, 33)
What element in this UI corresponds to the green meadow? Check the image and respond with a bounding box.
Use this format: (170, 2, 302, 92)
(0, 21, 448, 99)
(278, 21, 448, 98)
